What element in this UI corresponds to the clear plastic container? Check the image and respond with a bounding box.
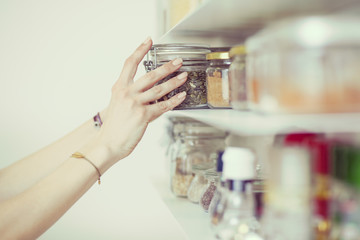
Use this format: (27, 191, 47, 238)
(206, 51, 231, 108)
(245, 15, 360, 113)
(228, 45, 247, 110)
(170, 121, 227, 197)
(144, 44, 210, 109)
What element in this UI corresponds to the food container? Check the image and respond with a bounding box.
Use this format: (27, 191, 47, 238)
(170, 121, 227, 197)
(144, 44, 210, 109)
(187, 162, 214, 203)
(206, 51, 232, 108)
(200, 169, 220, 211)
(246, 15, 360, 113)
(228, 45, 247, 110)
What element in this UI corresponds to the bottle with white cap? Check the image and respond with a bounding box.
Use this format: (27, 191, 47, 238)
(214, 147, 263, 240)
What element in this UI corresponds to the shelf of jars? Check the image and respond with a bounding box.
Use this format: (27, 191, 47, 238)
(160, 0, 360, 46)
(166, 110, 360, 136)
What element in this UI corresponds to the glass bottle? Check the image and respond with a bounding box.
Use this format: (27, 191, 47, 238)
(206, 51, 232, 108)
(170, 121, 227, 197)
(187, 162, 214, 203)
(144, 43, 211, 109)
(214, 147, 262, 240)
(200, 169, 221, 212)
(228, 45, 247, 110)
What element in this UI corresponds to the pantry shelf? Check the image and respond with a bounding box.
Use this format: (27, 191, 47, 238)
(167, 110, 360, 135)
(160, 0, 360, 46)
(150, 175, 217, 240)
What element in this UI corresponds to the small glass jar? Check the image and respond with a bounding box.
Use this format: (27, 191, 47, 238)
(144, 44, 211, 109)
(200, 169, 221, 212)
(170, 121, 227, 197)
(228, 45, 247, 110)
(206, 51, 232, 108)
(187, 162, 214, 203)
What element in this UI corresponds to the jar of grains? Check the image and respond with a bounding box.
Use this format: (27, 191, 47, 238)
(228, 45, 247, 110)
(170, 121, 227, 197)
(144, 44, 211, 109)
(206, 51, 232, 108)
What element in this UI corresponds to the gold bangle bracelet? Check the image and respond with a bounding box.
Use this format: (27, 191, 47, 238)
(71, 152, 101, 185)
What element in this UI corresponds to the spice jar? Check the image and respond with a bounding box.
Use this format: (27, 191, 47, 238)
(200, 169, 221, 212)
(187, 162, 214, 203)
(206, 51, 231, 108)
(228, 45, 247, 110)
(170, 121, 227, 197)
(144, 44, 210, 109)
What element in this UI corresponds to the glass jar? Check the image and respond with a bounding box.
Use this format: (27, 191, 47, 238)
(170, 121, 227, 197)
(206, 51, 232, 108)
(187, 162, 214, 203)
(144, 44, 211, 109)
(246, 15, 360, 113)
(228, 45, 247, 110)
(200, 169, 220, 212)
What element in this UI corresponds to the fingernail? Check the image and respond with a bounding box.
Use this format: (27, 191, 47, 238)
(177, 91, 186, 99)
(143, 36, 151, 45)
(177, 72, 188, 79)
(172, 58, 183, 66)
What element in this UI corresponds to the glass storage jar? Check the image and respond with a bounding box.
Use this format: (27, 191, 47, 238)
(187, 162, 214, 203)
(144, 44, 211, 109)
(170, 121, 227, 197)
(206, 51, 231, 108)
(246, 15, 360, 113)
(228, 45, 247, 110)
(200, 169, 221, 212)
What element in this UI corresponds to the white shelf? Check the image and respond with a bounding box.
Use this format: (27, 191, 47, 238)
(150, 175, 217, 240)
(160, 0, 360, 46)
(167, 109, 360, 135)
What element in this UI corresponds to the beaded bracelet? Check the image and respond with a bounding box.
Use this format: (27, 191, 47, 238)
(71, 152, 101, 185)
(93, 112, 103, 127)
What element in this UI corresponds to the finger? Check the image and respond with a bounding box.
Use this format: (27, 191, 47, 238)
(146, 92, 186, 122)
(138, 72, 187, 103)
(132, 58, 183, 93)
(118, 37, 153, 86)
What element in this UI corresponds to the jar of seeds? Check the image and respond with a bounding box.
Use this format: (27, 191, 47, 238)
(206, 51, 232, 108)
(228, 45, 247, 110)
(170, 121, 227, 197)
(144, 44, 210, 109)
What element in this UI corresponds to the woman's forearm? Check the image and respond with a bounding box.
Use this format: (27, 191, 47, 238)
(0, 110, 106, 201)
(0, 142, 108, 239)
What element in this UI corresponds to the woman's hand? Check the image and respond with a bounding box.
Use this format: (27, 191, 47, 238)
(85, 37, 187, 172)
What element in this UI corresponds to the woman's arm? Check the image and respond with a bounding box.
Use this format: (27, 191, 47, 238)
(0, 110, 106, 201)
(0, 37, 188, 239)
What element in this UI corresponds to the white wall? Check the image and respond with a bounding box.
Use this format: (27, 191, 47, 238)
(0, 1, 188, 239)
(0, 0, 160, 167)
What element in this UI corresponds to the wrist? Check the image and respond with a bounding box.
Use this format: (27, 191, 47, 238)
(78, 139, 114, 176)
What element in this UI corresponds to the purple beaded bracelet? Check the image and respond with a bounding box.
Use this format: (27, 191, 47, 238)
(93, 112, 103, 127)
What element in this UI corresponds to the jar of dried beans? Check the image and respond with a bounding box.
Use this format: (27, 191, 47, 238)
(144, 44, 210, 109)
(170, 121, 227, 197)
(206, 51, 232, 108)
(228, 45, 247, 110)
